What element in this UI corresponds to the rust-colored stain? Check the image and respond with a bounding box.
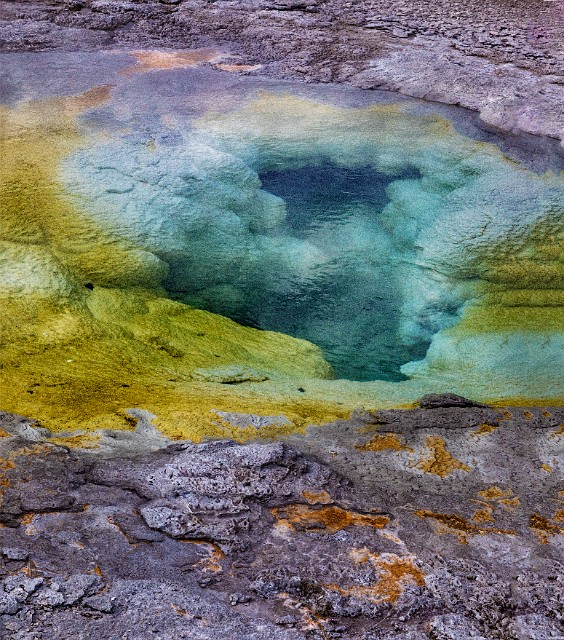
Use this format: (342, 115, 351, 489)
(302, 490, 333, 505)
(324, 550, 425, 605)
(552, 424, 564, 436)
(471, 486, 520, 524)
(0, 457, 15, 489)
(124, 49, 225, 75)
(542, 410, 552, 417)
(0, 429, 11, 438)
(471, 423, 498, 437)
(171, 604, 189, 616)
(106, 515, 139, 547)
(523, 410, 533, 420)
(271, 504, 390, 534)
(541, 463, 553, 473)
(530, 513, 564, 544)
(180, 539, 225, 573)
(63, 85, 113, 111)
(19, 559, 39, 578)
(0, 444, 68, 494)
(20, 513, 35, 526)
(415, 509, 516, 544)
(472, 507, 495, 523)
(477, 486, 520, 510)
(417, 436, 471, 478)
(356, 433, 413, 452)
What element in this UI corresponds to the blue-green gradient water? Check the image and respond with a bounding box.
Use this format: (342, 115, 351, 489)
(254, 162, 423, 381)
(23, 54, 558, 390)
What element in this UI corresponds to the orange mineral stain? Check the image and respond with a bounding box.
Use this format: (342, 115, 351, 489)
(417, 436, 471, 478)
(324, 550, 425, 605)
(530, 513, 564, 544)
(271, 504, 390, 534)
(124, 49, 225, 75)
(415, 509, 515, 544)
(302, 490, 333, 505)
(356, 433, 413, 452)
(470, 423, 498, 437)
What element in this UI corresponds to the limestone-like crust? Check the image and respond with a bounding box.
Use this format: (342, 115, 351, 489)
(0, 400, 563, 639)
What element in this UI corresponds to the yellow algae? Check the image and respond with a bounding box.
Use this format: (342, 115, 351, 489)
(472, 507, 495, 523)
(1, 83, 562, 442)
(46, 433, 102, 449)
(450, 303, 563, 334)
(0, 88, 346, 438)
(552, 424, 564, 436)
(478, 487, 509, 500)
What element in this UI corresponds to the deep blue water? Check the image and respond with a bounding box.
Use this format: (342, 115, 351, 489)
(237, 162, 428, 382)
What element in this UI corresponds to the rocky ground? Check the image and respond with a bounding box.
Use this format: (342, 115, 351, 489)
(0, 0, 563, 146)
(0, 395, 562, 639)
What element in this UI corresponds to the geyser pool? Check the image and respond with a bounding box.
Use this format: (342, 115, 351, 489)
(0, 51, 562, 436)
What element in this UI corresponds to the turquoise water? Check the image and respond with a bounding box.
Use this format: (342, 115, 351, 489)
(26, 54, 558, 390)
(253, 163, 423, 381)
(163, 160, 428, 381)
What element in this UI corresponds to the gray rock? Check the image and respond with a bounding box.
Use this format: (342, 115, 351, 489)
(0, 403, 563, 637)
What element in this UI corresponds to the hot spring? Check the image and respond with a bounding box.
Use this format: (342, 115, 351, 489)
(0, 51, 562, 436)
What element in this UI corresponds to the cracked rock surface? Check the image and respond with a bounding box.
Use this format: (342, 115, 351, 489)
(0, 0, 562, 147)
(0, 399, 562, 639)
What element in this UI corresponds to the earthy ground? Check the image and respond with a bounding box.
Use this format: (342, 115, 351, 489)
(0, 396, 563, 639)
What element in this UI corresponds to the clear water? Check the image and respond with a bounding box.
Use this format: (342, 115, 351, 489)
(259, 162, 425, 381)
(179, 161, 426, 381)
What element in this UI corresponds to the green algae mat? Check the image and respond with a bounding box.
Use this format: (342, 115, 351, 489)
(1, 50, 563, 439)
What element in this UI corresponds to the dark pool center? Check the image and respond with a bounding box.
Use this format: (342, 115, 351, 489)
(172, 161, 423, 381)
